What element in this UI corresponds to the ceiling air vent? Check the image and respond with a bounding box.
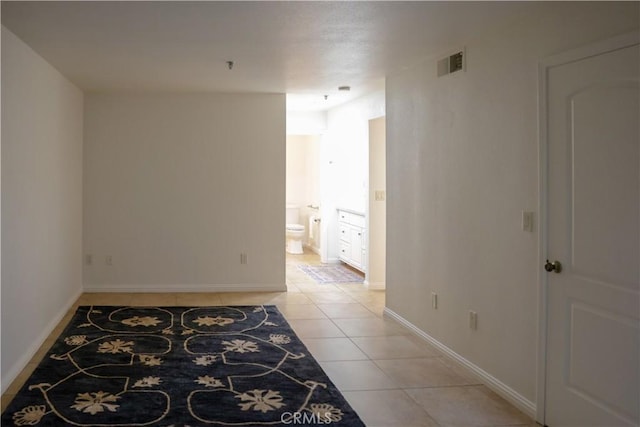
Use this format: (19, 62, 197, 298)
(437, 50, 465, 77)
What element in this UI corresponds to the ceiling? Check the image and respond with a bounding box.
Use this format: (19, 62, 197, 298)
(1, 1, 543, 111)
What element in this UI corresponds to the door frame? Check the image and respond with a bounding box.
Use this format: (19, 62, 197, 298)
(536, 30, 640, 424)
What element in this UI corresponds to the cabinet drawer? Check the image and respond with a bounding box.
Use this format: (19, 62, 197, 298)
(338, 211, 351, 223)
(350, 214, 365, 228)
(339, 224, 350, 242)
(339, 241, 350, 259)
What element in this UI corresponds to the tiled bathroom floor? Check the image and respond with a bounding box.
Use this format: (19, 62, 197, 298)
(1, 251, 537, 426)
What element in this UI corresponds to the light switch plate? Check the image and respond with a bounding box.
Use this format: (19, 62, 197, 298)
(375, 190, 386, 201)
(469, 311, 478, 330)
(522, 211, 534, 232)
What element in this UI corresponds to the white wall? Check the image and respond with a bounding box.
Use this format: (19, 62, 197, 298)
(84, 93, 285, 291)
(385, 1, 640, 413)
(286, 135, 312, 209)
(368, 117, 386, 286)
(1, 26, 84, 392)
(286, 111, 327, 135)
(321, 91, 385, 263)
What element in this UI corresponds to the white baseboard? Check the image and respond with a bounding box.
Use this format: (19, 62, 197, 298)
(384, 307, 537, 420)
(1, 286, 83, 395)
(82, 284, 287, 293)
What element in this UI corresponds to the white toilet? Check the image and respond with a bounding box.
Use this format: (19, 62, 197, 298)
(285, 204, 305, 254)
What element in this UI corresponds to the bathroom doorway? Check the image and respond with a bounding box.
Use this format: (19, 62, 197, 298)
(284, 91, 385, 292)
(285, 135, 322, 256)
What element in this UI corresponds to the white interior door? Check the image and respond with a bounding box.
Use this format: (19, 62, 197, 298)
(544, 39, 639, 426)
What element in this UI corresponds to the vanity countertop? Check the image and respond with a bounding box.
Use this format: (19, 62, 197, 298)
(337, 207, 365, 216)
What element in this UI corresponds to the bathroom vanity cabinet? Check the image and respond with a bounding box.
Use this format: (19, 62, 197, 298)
(337, 209, 366, 272)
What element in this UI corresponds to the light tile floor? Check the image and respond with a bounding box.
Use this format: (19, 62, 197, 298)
(1, 251, 537, 426)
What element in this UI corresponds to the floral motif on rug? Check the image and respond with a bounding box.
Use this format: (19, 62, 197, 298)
(2, 305, 364, 426)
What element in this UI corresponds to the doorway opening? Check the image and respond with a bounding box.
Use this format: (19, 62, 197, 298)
(285, 92, 386, 296)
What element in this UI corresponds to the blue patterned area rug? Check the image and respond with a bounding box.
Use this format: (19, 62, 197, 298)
(2, 306, 364, 426)
(297, 264, 364, 284)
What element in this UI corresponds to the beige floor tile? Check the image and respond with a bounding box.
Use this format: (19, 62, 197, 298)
(218, 292, 284, 305)
(259, 292, 313, 305)
(284, 276, 315, 286)
(287, 319, 345, 338)
(374, 357, 473, 388)
(316, 303, 376, 319)
(405, 385, 533, 426)
(405, 334, 443, 352)
(175, 293, 223, 306)
(438, 357, 483, 385)
(276, 304, 328, 320)
(285, 281, 316, 288)
(334, 283, 370, 293)
(294, 282, 342, 293)
(362, 302, 386, 317)
(349, 297, 381, 308)
(319, 360, 398, 391)
(129, 293, 178, 306)
(333, 317, 409, 337)
(352, 336, 438, 359)
(1, 394, 16, 414)
(301, 337, 369, 361)
(350, 292, 386, 305)
(343, 389, 438, 427)
(285, 283, 302, 292)
(286, 264, 313, 272)
(305, 292, 357, 304)
(285, 252, 322, 266)
(350, 299, 386, 312)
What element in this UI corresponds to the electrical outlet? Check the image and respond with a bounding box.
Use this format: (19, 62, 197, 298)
(106, 255, 113, 266)
(431, 292, 438, 309)
(469, 311, 478, 330)
(85, 254, 93, 266)
(240, 253, 248, 265)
